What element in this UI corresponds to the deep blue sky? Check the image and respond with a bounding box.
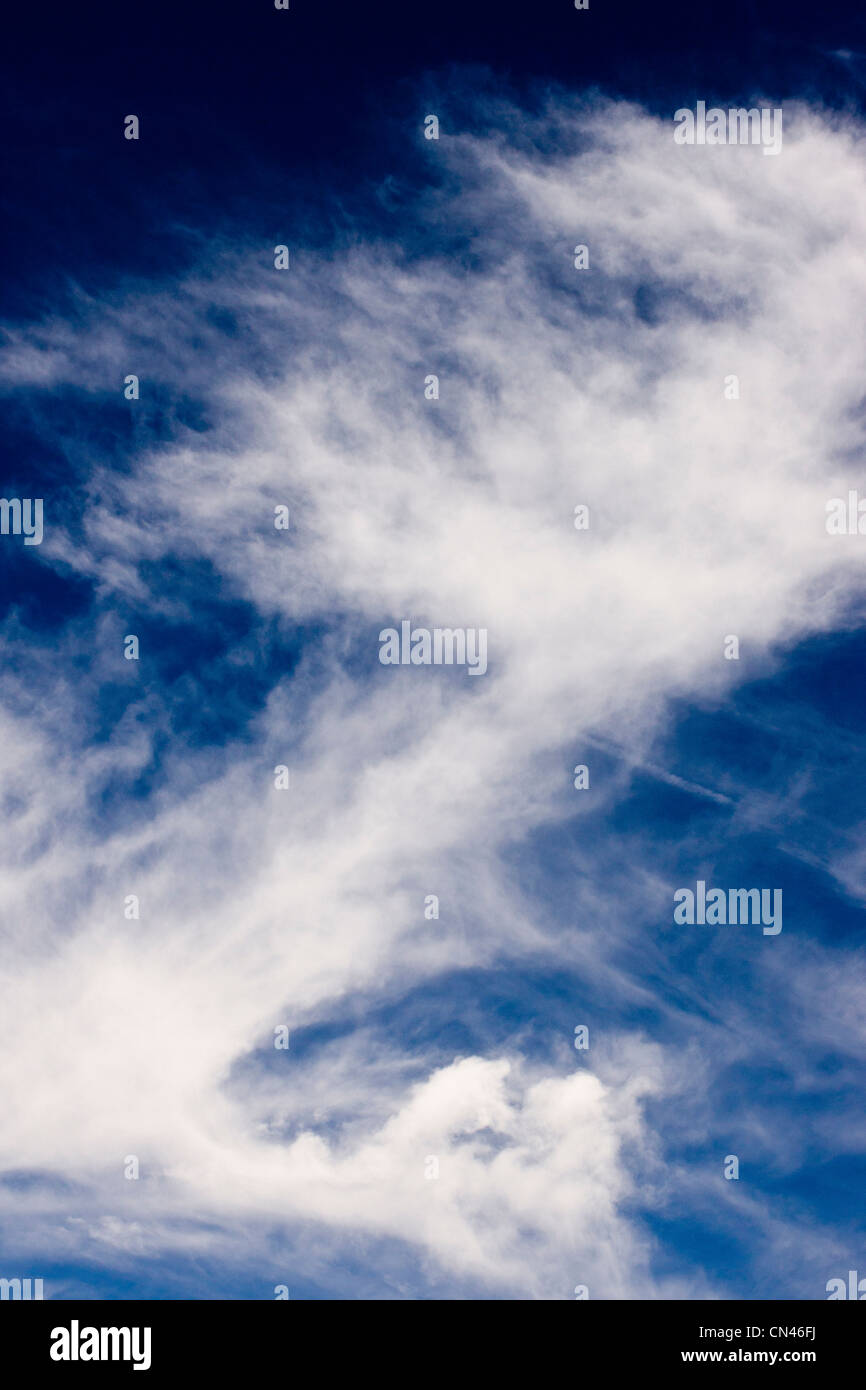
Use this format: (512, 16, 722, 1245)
(2, 0, 866, 317)
(2, 0, 865, 1302)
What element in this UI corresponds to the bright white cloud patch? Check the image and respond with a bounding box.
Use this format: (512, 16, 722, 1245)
(1, 95, 865, 1298)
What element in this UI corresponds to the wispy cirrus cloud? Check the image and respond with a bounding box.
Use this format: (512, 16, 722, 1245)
(1, 90, 865, 1299)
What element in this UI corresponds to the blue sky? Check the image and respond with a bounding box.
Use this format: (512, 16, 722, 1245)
(1, 0, 865, 1300)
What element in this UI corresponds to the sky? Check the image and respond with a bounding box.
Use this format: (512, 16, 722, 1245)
(0, 0, 865, 1300)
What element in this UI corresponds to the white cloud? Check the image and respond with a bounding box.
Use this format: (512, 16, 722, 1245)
(1, 92, 865, 1297)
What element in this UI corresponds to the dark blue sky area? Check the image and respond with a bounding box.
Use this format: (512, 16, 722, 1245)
(1, 0, 865, 318)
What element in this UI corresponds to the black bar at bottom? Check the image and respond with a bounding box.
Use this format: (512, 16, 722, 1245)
(1, 1299, 861, 1376)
